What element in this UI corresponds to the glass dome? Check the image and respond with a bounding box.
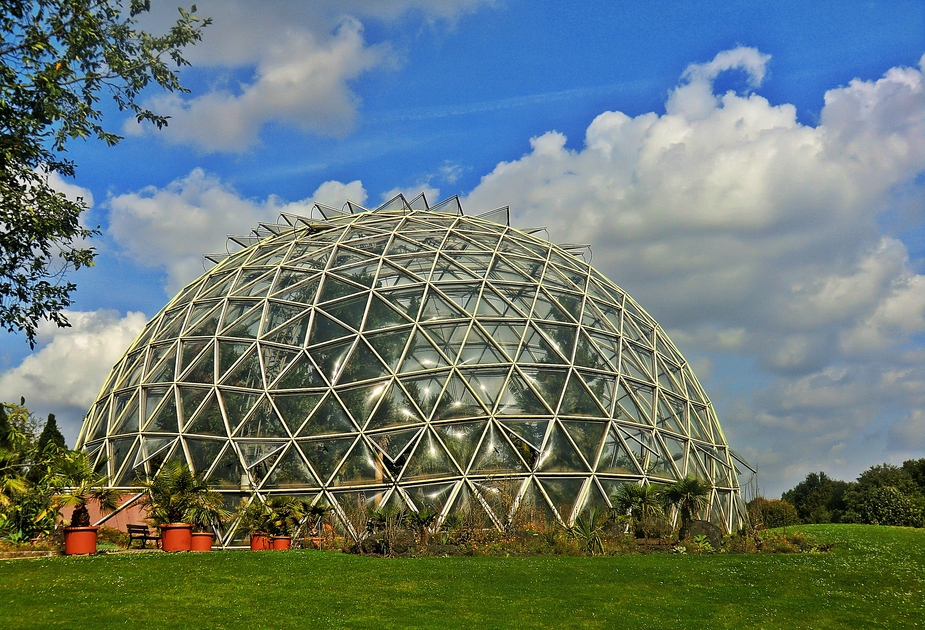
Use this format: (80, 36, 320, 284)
(77, 195, 748, 543)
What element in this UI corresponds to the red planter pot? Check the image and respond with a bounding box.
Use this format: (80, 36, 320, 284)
(250, 533, 271, 551)
(271, 536, 292, 551)
(63, 526, 99, 555)
(190, 532, 215, 552)
(160, 523, 193, 552)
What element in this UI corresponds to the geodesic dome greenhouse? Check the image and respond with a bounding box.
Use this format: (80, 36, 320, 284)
(77, 194, 750, 545)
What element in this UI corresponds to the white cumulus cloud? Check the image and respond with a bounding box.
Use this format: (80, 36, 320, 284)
(464, 48, 925, 494)
(0, 310, 147, 444)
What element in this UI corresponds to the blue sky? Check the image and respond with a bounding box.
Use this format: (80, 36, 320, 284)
(2, 0, 924, 497)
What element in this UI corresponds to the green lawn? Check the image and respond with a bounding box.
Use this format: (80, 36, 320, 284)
(1, 525, 923, 629)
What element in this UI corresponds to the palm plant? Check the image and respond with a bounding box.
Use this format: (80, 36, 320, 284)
(570, 508, 608, 555)
(659, 476, 711, 540)
(49, 449, 119, 527)
(613, 483, 664, 539)
(264, 496, 308, 537)
(405, 506, 438, 548)
(137, 461, 225, 528)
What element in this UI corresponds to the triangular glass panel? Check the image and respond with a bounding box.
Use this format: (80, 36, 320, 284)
(385, 236, 428, 256)
(318, 275, 362, 304)
(496, 369, 549, 415)
(272, 269, 317, 296)
(400, 328, 450, 372)
(374, 261, 421, 290)
(469, 423, 526, 474)
(539, 477, 585, 524)
(378, 286, 425, 320)
(179, 339, 210, 374)
(419, 289, 466, 321)
(265, 444, 319, 489)
(218, 341, 253, 380)
(537, 421, 589, 473)
(561, 420, 608, 465)
(597, 426, 641, 474)
(308, 338, 355, 383)
(479, 322, 524, 358)
(366, 381, 423, 430)
(260, 345, 301, 386)
(274, 274, 321, 304)
(235, 398, 290, 438)
(499, 419, 548, 450)
(690, 405, 714, 442)
(297, 393, 356, 436)
(184, 395, 227, 436)
(516, 478, 558, 529)
(324, 294, 369, 331)
(495, 283, 537, 317)
(221, 305, 263, 340)
(458, 325, 508, 365)
(222, 345, 263, 389)
(488, 255, 533, 283)
(578, 371, 616, 417)
(461, 368, 509, 411)
(113, 439, 142, 486)
(524, 367, 567, 412)
(184, 438, 225, 475)
(402, 430, 459, 481)
(421, 322, 468, 363)
(300, 437, 355, 484)
(655, 395, 686, 435)
(579, 301, 610, 333)
(432, 373, 485, 421)
(365, 327, 411, 370)
(198, 270, 237, 300)
(144, 344, 178, 384)
(239, 441, 287, 469)
(547, 290, 584, 323)
(134, 436, 175, 469)
(387, 253, 434, 278)
(534, 322, 576, 362)
(204, 444, 245, 489)
(220, 300, 258, 331)
(335, 340, 392, 385)
(219, 391, 260, 433)
(272, 392, 324, 434)
(145, 390, 179, 432)
(685, 373, 707, 405)
(363, 294, 410, 332)
(517, 324, 567, 365)
(624, 381, 654, 424)
(430, 255, 481, 283)
(586, 331, 619, 371)
(308, 311, 352, 346)
(573, 330, 609, 371)
(231, 270, 275, 298)
(401, 372, 450, 419)
(433, 421, 486, 472)
(449, 253, 492, 278)
(272, 351, 326, 389)
(178, 386, 210, 425)
(541, 264, 580, 293)
(435, 283, 480, 314)
(475, 288, 519, 318)
(559, 372, 607, 418)
(368, 427, 420, 461)
(110, 393, 140, 436)
(153, 306, 188, 342)
(285, 248, 330, 272)
(116, 352, 145, 389)
(331, 439, 382, 487)
(263, 312, 311, 347)
(338, 382, 389, 428)
(328, 247, 373, 272)
(659, 433, 687, 476)
(188, 306, 223, 339)
(184, 301, 222, 335)
(263, 302, 307, 335)
(404, 481, 457, 514)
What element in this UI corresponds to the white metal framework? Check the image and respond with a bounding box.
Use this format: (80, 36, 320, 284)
(77, 194, 749, 544)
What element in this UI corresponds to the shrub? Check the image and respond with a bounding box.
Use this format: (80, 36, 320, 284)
(747, 497, 800, 529)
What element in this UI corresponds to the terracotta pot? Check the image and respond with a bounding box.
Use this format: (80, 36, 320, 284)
(63, 526, 99, 555)
(160, 523, 193, 552)
(190, 532, 215, 552)
(271, 535, 292, 550)
(250, 533, 271, 551)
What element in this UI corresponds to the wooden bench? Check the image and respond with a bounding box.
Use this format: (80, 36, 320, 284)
(127, 524, 161, 549)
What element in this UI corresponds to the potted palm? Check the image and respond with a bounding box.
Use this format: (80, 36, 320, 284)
(659, 476, 712, 540)
(235, 499, 273, 550)
(51, 450, 120, 555)
(265, 496, 308, 550)
(138, 461, 225, 552)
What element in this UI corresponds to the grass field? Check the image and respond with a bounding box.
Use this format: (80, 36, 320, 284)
(1, 525, 923, 629)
